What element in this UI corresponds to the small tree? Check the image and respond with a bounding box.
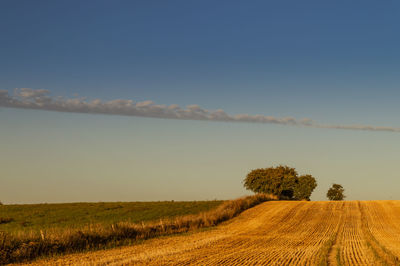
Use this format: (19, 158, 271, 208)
(327, 184, 345, 201)
(243, 165, 317, 200)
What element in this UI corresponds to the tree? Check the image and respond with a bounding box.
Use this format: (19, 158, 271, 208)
(243, 166, 317, 200)
(327, 184, 345, 201)
(293, 175, 317, 201)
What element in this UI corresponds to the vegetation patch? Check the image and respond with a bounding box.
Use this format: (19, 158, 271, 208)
(0, 200, 222, 234)
(336, 247, 342, 266)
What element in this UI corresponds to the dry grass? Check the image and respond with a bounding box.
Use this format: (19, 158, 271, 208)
(0, 194, 275, 264)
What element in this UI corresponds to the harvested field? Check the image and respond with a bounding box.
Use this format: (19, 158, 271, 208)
(21, 201, 400, 265)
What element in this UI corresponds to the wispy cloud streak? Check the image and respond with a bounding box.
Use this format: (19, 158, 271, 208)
(1, 88, 399, 133)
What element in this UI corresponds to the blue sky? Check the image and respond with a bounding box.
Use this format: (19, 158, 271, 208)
(1, 1, 400, 203)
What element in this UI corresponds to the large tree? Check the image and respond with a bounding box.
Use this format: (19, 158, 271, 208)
(327, 184, 345, 201)
(293, 175, 318, 201)
(243, 166, 317, 200)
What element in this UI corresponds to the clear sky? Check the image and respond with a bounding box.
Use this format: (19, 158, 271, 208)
(1, 0, 400, 203)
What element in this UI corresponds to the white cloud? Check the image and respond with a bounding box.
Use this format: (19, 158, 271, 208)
(0, 88, 399, 133)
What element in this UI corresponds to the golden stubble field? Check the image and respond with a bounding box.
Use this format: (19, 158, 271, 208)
(21, 201, 400, 265)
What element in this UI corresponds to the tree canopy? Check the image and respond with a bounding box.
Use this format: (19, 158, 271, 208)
(243, 166, 317, 200)
(293, 175, 318, 201)
(327, 184, 345, 201)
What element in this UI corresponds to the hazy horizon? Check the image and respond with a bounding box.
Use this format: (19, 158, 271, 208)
(2, 0, 400, 203)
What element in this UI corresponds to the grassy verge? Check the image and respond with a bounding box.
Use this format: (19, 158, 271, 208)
(0, 194, 275, 264)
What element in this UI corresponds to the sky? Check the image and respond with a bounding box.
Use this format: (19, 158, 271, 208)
(1, 0, 400, 203)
